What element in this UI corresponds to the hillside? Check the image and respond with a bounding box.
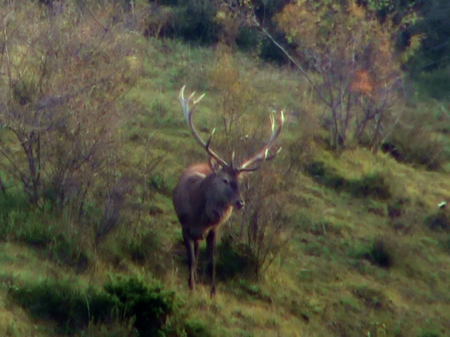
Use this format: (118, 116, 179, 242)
(0, 2, 449, 337)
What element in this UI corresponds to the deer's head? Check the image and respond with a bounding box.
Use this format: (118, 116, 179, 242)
(179, 85, 285, 214)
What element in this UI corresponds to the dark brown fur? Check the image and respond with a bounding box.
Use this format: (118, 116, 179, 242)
(173, 163, 243, 295)
(174, 86, 284, 295)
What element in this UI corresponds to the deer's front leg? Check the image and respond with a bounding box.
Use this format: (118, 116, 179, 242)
(206, 229, 217, 297)
(194, 239, 200, 283)
(183, 229, 196, 290)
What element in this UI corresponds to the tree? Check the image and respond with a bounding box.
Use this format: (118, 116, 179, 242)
(267, 1, 402, 150)
(0, 2, 141, 214)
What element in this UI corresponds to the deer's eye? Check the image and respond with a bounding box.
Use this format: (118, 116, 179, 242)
(222, 178, 229, 184)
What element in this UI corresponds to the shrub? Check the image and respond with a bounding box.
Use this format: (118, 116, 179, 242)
(306, 161, 347, 190)
(388, 198, 408, 218)
(384, 104, 448, 170)
(0, 1, 142, 218)
(50, 233, 90, 272)
(9, 276, 182, 336)
(122, 230, 159, 264)
(367, 239, 393, 268)
(235, 27, 261, 53)
(350, 238, 394, 268)
(216, 234, 259, 280)
(149, 173, 176, 196)
(306, 161, 391, 199)
(424, 211, 449, 231)
(347, 173, 391, 200)
(414, 66, 450, 101)
(184, 319, 214, 337)
(9, 279, 117, 333)
(104, 276, 178, 337)
(418, 330, 440, 337)
(259, 32, 290, 65)
(172, 0, 220, 45)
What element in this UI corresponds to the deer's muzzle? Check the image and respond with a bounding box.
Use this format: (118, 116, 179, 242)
(235, 199, 245, 210)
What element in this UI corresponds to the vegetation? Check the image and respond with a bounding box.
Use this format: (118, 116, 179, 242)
(0, 1, 449, 337)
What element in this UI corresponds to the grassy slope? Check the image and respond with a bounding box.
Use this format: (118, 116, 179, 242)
(0, 38, 449, 337)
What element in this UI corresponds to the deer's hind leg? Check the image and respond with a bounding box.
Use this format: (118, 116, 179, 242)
(206, 229, 217, 297)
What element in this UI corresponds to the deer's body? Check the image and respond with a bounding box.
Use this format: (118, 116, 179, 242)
(173, 86, 284, 296)
(173, 163, 234, 240)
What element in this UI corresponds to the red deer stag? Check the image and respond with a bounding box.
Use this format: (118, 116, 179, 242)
(173, 86, 284, 296)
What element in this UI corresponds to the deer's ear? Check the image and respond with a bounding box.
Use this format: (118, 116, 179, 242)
(209, 157, 222, 173)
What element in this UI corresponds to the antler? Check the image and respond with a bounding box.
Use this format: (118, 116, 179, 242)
(179, 86, 229, 167)
(238, 110, 285, 172)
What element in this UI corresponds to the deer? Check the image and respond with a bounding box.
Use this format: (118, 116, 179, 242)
(173, 86, 284, 296)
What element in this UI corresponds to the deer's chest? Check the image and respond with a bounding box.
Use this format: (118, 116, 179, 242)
(188, 206, 233, 240)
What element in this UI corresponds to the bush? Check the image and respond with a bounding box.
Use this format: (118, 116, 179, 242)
(366, 240, 393, 268)
(235, 27, 262, 53)
(383, 104, 448, 170)
(9, 279, 117, 333)
(388, 198, 408, 218)
(0, 1, 142, 218)
(414, 66, 450, 101)
(418, 330, 440, 337)
(350, 238, 394, 268)
(0, 192, 90, 270)
(216, 234, 259, 280)
(9, 276, 182, 336)
(172, 0, 220, 45)
(305, 161, 347, 190)
(306, 161, 391, 199)
(0, 195, 54, 246)
(51, 233, 90, 272)
(259, 32, 290, 65)
(424, 211, 449, 231)
(104, 276, 178, 337)
(347, 173, 391, 200)
(184, 319, 214, 337)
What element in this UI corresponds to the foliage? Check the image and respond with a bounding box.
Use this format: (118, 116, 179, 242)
(209, 48, 292, 278)
(9, 275, 183, 337)
(276, 0, 404, 150)
(184, 319, 214, 337)
(145, 0, 220, 44)
(0, 2, 448, 337)
(414, 66, 450, 100)
(408, 0, 450, 74)
(104, 276, 178, 337)
(0, 191, 89, 270)
(349, 238, 395, 268)
(174, 0, 220, 45)
(209, 46, 258, 150)
(0, 1, 142, 218)
(9, 279, 117, 333)
(383, 103, 448, 170)
(306, 161, 391, 199)
(216, 233, 259, 280)
(424, 211, 448, 231)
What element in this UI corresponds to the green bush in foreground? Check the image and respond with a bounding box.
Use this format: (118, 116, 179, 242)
(104, 276, 177, 337)
(8, 276, 186, 336)
(8, 279, 115, 333)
